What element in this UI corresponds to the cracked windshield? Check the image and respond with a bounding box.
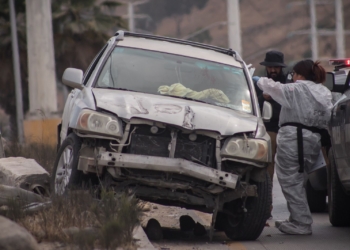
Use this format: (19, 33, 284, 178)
(96, 47, 252, 113)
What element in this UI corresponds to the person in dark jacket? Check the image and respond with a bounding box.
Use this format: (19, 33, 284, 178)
(253, 50, 287, 216)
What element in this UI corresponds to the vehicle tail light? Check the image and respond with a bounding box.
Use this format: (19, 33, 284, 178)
(329, 58, 350, 66)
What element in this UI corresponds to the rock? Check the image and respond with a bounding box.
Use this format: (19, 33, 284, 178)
(153, 205, 158, 209)
(179, 215, 195, 232)
(0, 215, 39, 250)
(0, 157, 50, 196)
(139, 202, 151, 212)
(145, 219, 163, 241)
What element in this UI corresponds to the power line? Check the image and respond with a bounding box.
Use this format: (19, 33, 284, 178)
(182, 21, 227, 40)
(288, 0, 347, 60)
(119, 0, 150, 32)
(245, 2, 350, 61)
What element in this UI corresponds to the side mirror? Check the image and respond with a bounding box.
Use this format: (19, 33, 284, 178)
(262, 101, 273, 122)
(62, 68, 84, 90)
(325, 72, 334, 91)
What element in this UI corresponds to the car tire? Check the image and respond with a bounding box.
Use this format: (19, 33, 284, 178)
(51, 133, 84, 195)
(222, 173, 271, 240)
(306, 180, 327, 213)
(328, 148, 350, 226)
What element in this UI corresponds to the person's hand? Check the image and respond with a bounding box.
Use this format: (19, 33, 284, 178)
(263, 93, 272, 101)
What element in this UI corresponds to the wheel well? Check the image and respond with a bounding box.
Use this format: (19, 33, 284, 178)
(57, 125, 74, 152)
(57, 123, 62, 152)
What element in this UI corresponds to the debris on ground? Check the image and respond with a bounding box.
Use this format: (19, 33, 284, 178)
(139, 201, 152, 212)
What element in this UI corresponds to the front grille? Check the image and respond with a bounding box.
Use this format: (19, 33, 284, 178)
(127, 126, 216, 168)
(129, 134, 169, 157)
(175, 133, 215, 167)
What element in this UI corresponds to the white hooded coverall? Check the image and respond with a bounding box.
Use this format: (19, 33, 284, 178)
(257, 78, 332, 234)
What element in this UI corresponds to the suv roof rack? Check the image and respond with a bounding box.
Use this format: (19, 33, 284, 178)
(114, 30, 243, 62)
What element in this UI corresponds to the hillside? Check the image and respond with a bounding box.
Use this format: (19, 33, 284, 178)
(136, 0, 350, 73)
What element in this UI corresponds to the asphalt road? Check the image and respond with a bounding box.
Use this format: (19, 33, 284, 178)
(143, 175, 350, 250)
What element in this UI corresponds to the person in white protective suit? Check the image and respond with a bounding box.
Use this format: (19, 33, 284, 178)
(257, 60, 333, 235)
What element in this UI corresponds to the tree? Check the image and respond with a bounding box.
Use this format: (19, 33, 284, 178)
(52, 0, 126, 77)
(0, 0, 126, 139)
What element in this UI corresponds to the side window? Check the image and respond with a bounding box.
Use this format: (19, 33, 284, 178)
(82, 44, 108, 85)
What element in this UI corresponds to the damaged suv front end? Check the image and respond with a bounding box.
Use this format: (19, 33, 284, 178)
(52, 31, 272, 241)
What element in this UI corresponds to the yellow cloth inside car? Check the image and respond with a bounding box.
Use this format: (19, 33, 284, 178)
(158, 83, 230, 104)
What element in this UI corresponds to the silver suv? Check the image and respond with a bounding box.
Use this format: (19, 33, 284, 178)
(325, 59, 350, 226)
(52, 31, 273, 240)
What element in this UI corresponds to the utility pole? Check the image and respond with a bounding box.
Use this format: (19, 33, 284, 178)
(128, 2, 135, 32)
(25, 0, 60, 146)
(335, 0, 345, 58)
(9, 0, 24, 143)
(309, 0, 318, 61)
(26, 0, 57, 115)
(227, 0, 242, 55)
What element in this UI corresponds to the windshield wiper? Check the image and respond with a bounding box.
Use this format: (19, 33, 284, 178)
(97, 87, 139, 93)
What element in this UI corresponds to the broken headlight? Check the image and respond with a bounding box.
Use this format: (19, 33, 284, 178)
(221, 137, 268, 162)
(255, 119, 267, 138)
(76, 110, 123, 138)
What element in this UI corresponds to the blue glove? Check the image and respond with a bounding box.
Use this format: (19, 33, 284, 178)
(252, 76, 260, 85)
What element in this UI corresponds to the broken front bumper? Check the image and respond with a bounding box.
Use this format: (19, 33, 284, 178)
(82, 152, 239, 189)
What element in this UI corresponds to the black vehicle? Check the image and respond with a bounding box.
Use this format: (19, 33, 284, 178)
(325, 59, 350, 226)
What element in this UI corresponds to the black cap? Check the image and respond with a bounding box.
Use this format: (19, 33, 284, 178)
(260, 51, 287, 67)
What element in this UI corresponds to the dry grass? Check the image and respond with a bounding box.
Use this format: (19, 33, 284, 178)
(4, 141, 56, 173)
(6, 190, 141, 250)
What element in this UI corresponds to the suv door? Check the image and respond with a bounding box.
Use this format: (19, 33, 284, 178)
(331, 74, 350, 192)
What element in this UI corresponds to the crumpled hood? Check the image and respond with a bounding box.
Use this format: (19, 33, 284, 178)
(92, 89, 258, 136)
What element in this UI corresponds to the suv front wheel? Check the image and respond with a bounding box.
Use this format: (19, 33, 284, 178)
(218, 173, 271, 240)
(51, 133, 84, 195)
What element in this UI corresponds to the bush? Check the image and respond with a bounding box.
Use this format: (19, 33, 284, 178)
(13, 190, 141, 250)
